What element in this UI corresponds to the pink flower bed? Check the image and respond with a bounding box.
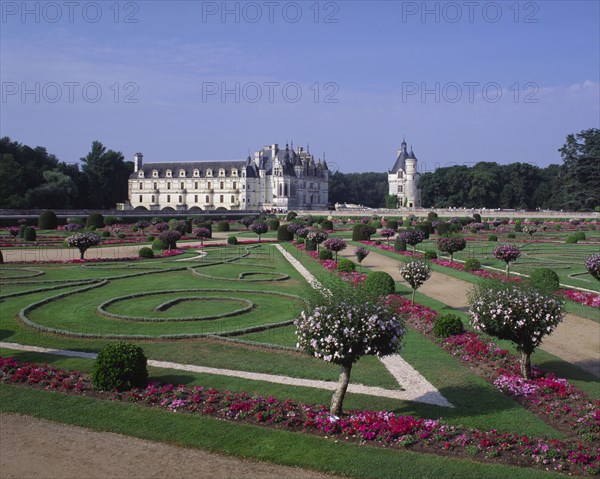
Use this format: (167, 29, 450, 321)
(1, 356, 598, 475)
(558, 289, 600, 308)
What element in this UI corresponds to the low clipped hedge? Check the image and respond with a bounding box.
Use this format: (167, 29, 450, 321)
(91, 341, 148, 391)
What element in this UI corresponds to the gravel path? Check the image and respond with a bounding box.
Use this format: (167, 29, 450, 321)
(0, 413, 341, 479)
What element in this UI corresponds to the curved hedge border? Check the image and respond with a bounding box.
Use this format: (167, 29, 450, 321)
(0, 268, 45, 280)
(98, 293, 255, 322)
(190, 270, 289, 282)
(19, 286, 303, 340)
(0, 279, 103, 300)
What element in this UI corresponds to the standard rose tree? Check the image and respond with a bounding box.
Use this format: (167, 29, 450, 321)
(400, 260, 431, 304)
(468, 280, 565, 379)
(436, 237, 466, 262)
(323, 238, 347, 260)
(492, 244, 521, 277)
(296, 278, 405, 416)
(193, 227, 211, 247)
(65, 232, 101, 259)
(379, 228, 396, 245)
(399, 230, 425, 252)
(249, 222, 269, 242)
(585, 254, 600, 282)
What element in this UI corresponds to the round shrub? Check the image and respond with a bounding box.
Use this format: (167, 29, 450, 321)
(101, 231, 111, 238)
(427, 211, 438, 222)
(286, 211, 298, 221)
(565, 235, 578, 244)
(23, 226, 36, 241)
(352, 224, 370, 241)
(473, 213, 482, 223)
(464, 258, 481, 271)
(152, 238, 168, 250)
(507, 233, 516, 239)
(337, 258, 356, 273)
(320, 220, 333, 231)
(138, 247, 154, 258)
(488, 234, 498, 242)
(370, 220, 383, 229)
(415, 223, 431, 239)
(146, 235, 155, 242)
(227, 235, 238, 245)
(117, 233, 127, 239)
(530, 268, 560, 294)
(91, 342, 148, 391)
(424, 250, 437, 260)
(433, 314, 464, 338)
(268, 219, 280, 231)
(394, 236, 407, 252)
(385, 220, 398, 231)
(305, 239, 317, 252)
(87, 226, 96, 231)
(215, 221, 230, 232)
(86, 213, 105, 229)
(277, 224, 294, 242)
(436, 222, 450, 236)
(319, 249, 334, 260)
(514, 221, 523, 232)
(38, 210, 58, 229)
(18, 224, 27, 238)
(363, 271, 396, 296)
(574, 231, 586, 241)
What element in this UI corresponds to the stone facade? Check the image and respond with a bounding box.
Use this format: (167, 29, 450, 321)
(125, 143, 328, 212)
(388, 139, 421, 208)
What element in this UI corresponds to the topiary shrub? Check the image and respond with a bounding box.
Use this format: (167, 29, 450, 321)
(102, 231, 111, 238)
(530, 268, 560, 294)
(427, 211, 438, 222)
(268, 219, 280, 231)
(385, 220, 398, 231)
(276, 224, 294, 242)
(214, 221, 230, 232)
(507, 233, 516, 239)
(370, 220, 383, 229)
(394, 236, 407, 252)
(138, 247, 154, 258)
(86, 213, 105, 229)
(146, 235, 155, 242)
(152, 238, 168, 250)
(23, 226, 36, 241)
(319, 249, 334, 260)
(227, 235, 238, 245)
(337, 258, 356, 272)
(38, 210, 58, 229)
(574, 231, 586, 241)
(91, 342, 148, 391)
(488, 234, 498, 242)
(352, 224, 370, 241)
(565, 235, 578, 244)
(436, 222, 450, 236)
(305, 239, 317, 252)
(363, 271, 395, 296)
(117, 233, 126, 239)
(433, 314, 464, 338)
(415, 223, 431, 239)
(424, 250, 437, 260)
(320, 220, 334, 231)
(18, 224, 27, 238)
(286, 211, 298, 221)
(464, 258, 481, 271)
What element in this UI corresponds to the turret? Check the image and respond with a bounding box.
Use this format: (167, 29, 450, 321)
(133, 152, 143, 172)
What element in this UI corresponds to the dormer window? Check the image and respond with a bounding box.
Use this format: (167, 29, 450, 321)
(231, 168, 238, 177)
(219, 168, 225, 177)
(179, 169, 186, 177)
(138, 171, 144, 178)
(206, 169, 213, 177)
(166, 169, 172, 178)
(152, 170, 158, 178)
(193, 169, 200, 177)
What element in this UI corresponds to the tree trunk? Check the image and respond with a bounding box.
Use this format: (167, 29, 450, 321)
(330, 363, 352, 416)
(520, 352, 531, 379)
(506, 263, 510, 278)
(79, 248, 85, 260)
(411, 289, 416, 305)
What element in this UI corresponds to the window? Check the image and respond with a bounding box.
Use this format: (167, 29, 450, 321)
(232, 181, 236, 190)
(167, 182, 171, 190)
(219, 195, 224, 203)
(153, 182, 157, 190)
(232, 169, 238, 177)
(194, 195, 198, 203)
(166, 169, 172, 177)
(205, 195, 209, 203)
(180, 182, 184, 190)
(139, 195, 142, 202)
(230, 195, 235, 203)
(167, 195, 171, 202)
(139, 182, 143, 190)
(152, 170, 158, 178)
(207, 181, 212, 189)
(151, 195, 155, 203)
(220, 181, 224, 190)
(219, 168, 225, 177)
(194, 182, 198, 189)
(178, 195, 182, 203)
(138, 171, 144, 178)
(179, 169, 186, 177)
(193, 169, 200, 177)
(206, 169, 212, 177)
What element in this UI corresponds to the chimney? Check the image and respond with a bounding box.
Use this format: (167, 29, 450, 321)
(271, 144, 278, 158)
(134, 152, 143, 172)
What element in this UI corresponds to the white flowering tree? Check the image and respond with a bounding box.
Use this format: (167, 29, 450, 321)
(296, 278, 405, 415)
(400, 260, 431, 304)
(468, 280, 565, 379)
(65, 232, 101, 259)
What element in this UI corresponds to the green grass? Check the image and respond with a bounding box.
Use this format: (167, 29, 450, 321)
(0, 385, 569, 479)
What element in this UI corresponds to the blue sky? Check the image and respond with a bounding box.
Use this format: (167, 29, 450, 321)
(1, 0, 598, 174)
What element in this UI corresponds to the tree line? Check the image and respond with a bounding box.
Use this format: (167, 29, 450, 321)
(1, 129, 597, 211)
(0, 138, 132, 209)
(329, 129, 599, 211)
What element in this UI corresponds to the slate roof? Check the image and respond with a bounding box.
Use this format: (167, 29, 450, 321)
(130, 160, 246, 179)
(390, 141, 409, 173)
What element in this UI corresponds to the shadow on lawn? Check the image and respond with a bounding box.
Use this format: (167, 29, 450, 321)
(0, 329, 14, 341)
(536, 359, 599, 385)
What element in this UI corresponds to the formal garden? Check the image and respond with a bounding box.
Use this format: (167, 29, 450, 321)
(1, 210, 599, 478)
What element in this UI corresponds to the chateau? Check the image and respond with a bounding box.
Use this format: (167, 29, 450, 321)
(388, 139, 421, 208)
(124, 143, 329, 212)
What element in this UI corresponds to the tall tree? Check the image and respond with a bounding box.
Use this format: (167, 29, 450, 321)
(558, 128, 600, 211)
(81, 141, 132, 208)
